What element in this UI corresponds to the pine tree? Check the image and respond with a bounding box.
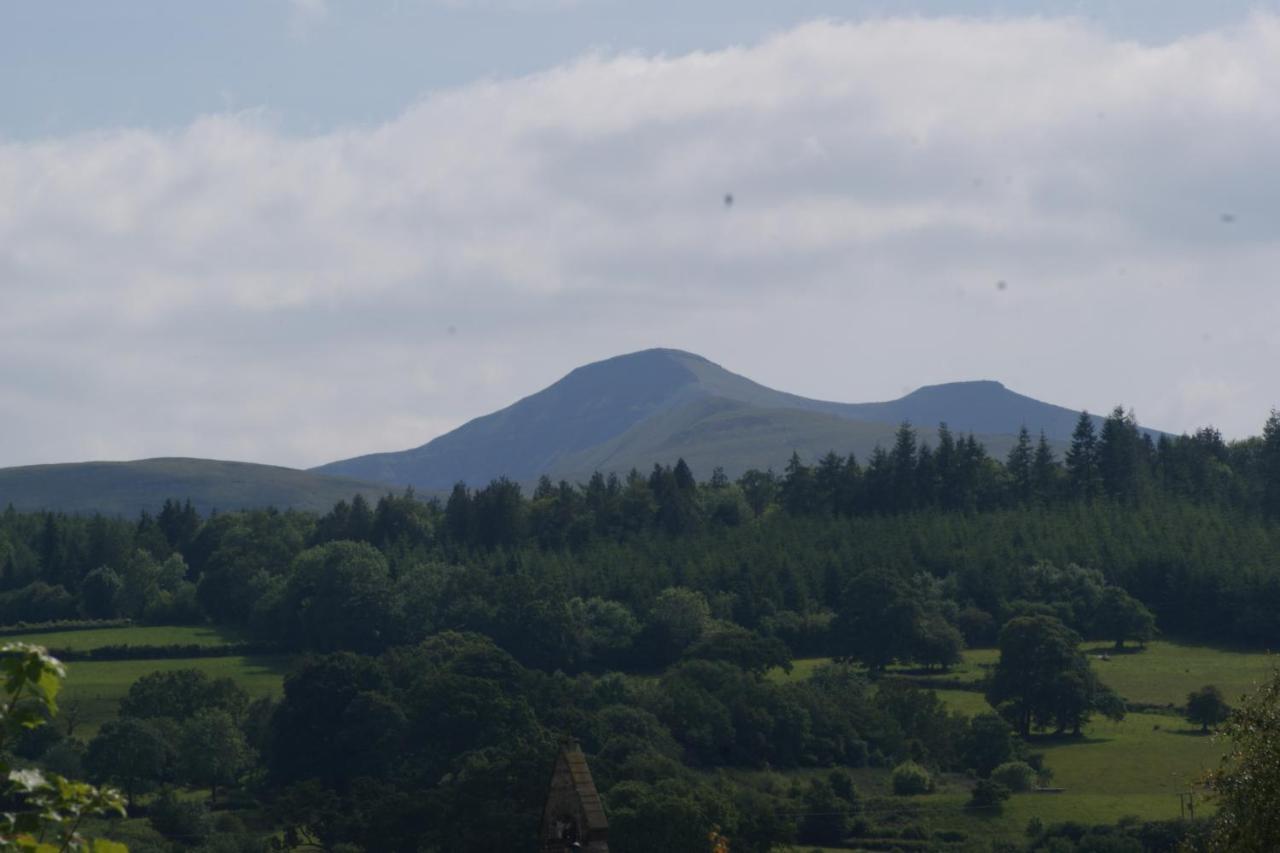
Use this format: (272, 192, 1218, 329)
(935, 424, 961, 510)
(1098, 406, 1143, 502)
(781, 452, 817, 515)
(348, 493, 375, 542)
(889, 422, 918, 512)
(1006, 426, 1034, 504)
(444, 483, 474, 544)
(1032, 431, 1059, 502)
(673, 458, 697, 493)
(1262, 410, 1280, 519)
(1066, 412, 1100, 501)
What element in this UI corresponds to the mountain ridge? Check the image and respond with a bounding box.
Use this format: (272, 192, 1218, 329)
(315, 348, 1159, 490)
(1, 349, 1168, 513)
(0, 458, 388, 517)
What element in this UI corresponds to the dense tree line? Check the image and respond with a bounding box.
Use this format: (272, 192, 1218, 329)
(2, 409, 1279, 659)
(3, 408, 1278, 849)
(23, 636, 1023, 851)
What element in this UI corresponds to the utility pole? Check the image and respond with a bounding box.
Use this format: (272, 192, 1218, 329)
(1178, 791, 1197, 820)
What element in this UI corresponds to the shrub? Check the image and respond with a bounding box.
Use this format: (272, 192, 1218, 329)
(891, 761, 934, 795)
(148, 787, 213, 843)
(967, 779, 1012, 812)
(991, 760, 1036, 792)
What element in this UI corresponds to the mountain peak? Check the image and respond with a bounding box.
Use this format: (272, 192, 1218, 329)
(911, 379, 1007, 394)
(314, 351, 1164, 490)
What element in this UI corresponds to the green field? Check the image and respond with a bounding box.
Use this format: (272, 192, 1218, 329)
(0, 624, 246, 652)
(4, 625, 292, 735)
(774, 640, 1277, 710)
(58, 655, 292, 736)
(963, 642, 1277, 709)
(766, 640, 1274, 842)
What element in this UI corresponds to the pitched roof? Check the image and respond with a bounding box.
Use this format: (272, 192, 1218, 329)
(562, 744, 608, 831)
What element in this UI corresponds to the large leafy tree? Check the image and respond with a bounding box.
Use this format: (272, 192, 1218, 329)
(1094, 585, 1157, 649)
(118, 669, 248, 723)
(1207, 669, 1280, 850)
(179, 709, 252, 804)
(84, 718, 174, 808)
(1186, 685, 1231, 734)
(645, 587, 711, 665)
(986, 615, 1118, 736)
(833, 569, 919, 671)
(280, 540, 398, 653)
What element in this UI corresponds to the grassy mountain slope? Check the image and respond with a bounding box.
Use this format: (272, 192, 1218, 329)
(316, 349, 1121, 490)
(314, 349, 705, 487)
(549, 395, 1027, 482)
(0, 458, 385, 517)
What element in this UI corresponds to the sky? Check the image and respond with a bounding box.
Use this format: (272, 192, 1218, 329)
(2, 1, 1278, 469)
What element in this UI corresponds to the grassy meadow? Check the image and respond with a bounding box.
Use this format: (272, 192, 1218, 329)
(768, 640, 1276, 843)
(0, 624, 246, 652)
(20, 624, 1272, 845)
(6, 625, 292, 737)
(963, 642, 1277, 709)
(59, 655, 292, 737)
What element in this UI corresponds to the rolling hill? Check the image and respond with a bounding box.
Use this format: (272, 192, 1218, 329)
(0, 458, 387, 517)
(2, 349, 1165, 512)
(316, 348, 1157, 490)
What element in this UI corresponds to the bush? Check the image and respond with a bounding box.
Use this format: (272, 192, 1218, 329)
(991, 760, 1036, 792)
(0, 618, 132, 636)
(56, 641, 273, 662)
(967, 779, 1012, 812)
(148, 787, 213, 843)
(891, 761, 934, 795)
(40, 739, 86, 779)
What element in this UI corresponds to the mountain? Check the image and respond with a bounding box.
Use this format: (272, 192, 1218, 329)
(316, 348, 1155, 490)
(0, 458, 387, 517)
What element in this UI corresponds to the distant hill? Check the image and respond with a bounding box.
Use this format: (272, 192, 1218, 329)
(0, 458, 386, 517)
(316, 349, 1162, 490)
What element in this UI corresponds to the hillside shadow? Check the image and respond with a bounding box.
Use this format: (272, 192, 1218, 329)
(243, 655, 296, 677)
(1025, 732, 1111, 747)
(1082, 644, 1149, 657)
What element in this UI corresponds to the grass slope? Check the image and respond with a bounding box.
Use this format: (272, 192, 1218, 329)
(0, 457, 387, 516)
(551, 396, 1031, 483)
(12, 625, 292, 736)
(770, 641, 1273, 842)
(962, 642, 1277, 709)
(60, 656, 291, 737)
(0, 624, 245, 652)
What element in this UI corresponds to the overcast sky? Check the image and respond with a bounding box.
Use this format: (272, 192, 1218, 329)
(2, 2, 1278, 469)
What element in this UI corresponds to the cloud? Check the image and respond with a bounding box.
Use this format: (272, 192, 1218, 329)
(288, 0, 329, 36)
(1, 15, 1279, 469)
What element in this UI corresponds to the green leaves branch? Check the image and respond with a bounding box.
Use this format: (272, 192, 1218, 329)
(1, 643, 127, 853)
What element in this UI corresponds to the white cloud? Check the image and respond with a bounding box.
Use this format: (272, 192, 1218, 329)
(288, 0, 329, 36)
(2, 15, 1279, 469)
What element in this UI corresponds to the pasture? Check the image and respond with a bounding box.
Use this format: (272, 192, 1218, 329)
(58, 655, 292, 736)
(962, 641, 1277, 709)
(0, 624, 246, 652)
(7, 624, 294, 736)
(767, 640, 1274, 843)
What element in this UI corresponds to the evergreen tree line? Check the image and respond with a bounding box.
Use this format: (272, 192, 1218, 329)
(1, 405, 1279, 661)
